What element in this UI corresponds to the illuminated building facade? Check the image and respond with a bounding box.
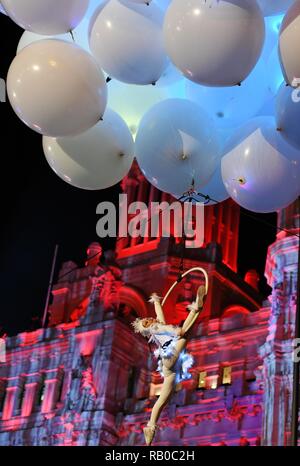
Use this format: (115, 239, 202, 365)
(0, 166, 298, 446)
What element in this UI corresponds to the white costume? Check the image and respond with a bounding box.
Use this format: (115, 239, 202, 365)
(133, 320, 193, 384)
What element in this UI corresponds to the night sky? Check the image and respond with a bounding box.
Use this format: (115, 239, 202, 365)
(0, 14, 276, 336)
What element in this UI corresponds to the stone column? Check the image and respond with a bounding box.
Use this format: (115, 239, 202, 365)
(2, 385, 18, 421)
(260, 200, 299, 446)
(21, 382, 38, 417)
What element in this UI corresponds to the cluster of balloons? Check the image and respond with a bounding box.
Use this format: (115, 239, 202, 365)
(2, 0, 300, 212)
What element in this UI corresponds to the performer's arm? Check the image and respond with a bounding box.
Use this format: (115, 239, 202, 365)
(180, 303, 200, 336)
(149, 293, 166, 324)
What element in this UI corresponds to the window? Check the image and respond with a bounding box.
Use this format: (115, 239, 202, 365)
(210, 375, 219, 390)
(127, 367, 137, 399)
(56, 373, 64, 404)
(222, 366, 232, 386)
(36, 375, 46, 406)
(0, 382, 6, 413)
(17, 380, 25, 412)
(198, 371, 207, 390)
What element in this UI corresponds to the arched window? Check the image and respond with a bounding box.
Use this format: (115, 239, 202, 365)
(118, 285, 148, 320)
(222, 305, 250, 318)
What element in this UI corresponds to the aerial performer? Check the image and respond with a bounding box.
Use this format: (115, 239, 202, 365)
(132, 268, 208, 446)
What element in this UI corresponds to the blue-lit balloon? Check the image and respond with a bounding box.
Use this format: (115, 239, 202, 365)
(186, 59, 269, 129)
(276, 82, 300, 150)
(221, 116, 300, 213)
(135, 98, 221, 195)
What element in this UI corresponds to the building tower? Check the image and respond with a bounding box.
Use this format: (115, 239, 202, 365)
(260, 200, 300, 446)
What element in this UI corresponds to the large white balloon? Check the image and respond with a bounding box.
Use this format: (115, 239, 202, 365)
(276, 83, 300, 150)
(2, 0, 89, 35)
(89, 0, 168, 84)
(135, 99, 221, 195)
(17, 0, 107, 54)
(279, 0, 300, 86)
(43, 109, 134, 190)
(258, 0, 294, 17)
(163, 0, 265, 87)
(186, 59, 269, 129)
(7, 40, 107, 137)
(221, 117, 300, 213)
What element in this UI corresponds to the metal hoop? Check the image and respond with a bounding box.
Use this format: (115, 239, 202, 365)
(161, 267, 209, 308)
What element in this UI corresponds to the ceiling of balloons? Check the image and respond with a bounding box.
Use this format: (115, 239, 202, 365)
(1, 0, 300, 214)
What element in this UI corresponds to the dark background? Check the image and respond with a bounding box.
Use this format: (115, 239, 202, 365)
(0, 13, 276, 336)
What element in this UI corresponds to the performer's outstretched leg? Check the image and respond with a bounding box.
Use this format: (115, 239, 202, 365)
(144, 372, 176, 446)
(149, 373, 176, 426)
(181, 285, 206, 336)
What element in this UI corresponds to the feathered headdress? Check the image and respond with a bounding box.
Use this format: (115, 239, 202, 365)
(132, 318, 152, 337)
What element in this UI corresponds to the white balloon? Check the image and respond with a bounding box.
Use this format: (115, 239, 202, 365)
(7, 40, 107, 137)
(17, 31, 74, 54)
(258, 0, 294, 16)
(89, 0, 168, 84)
(17, 0, 107, 54)
(43, 109, 134, 190)
(221, 117, 300, 213)
(163, 0, 265, 87)
(276, 83, 300, 150)
(2, 0, 89, 35)
(135, 99, 221, 195)
(279, 0, 300, 86)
